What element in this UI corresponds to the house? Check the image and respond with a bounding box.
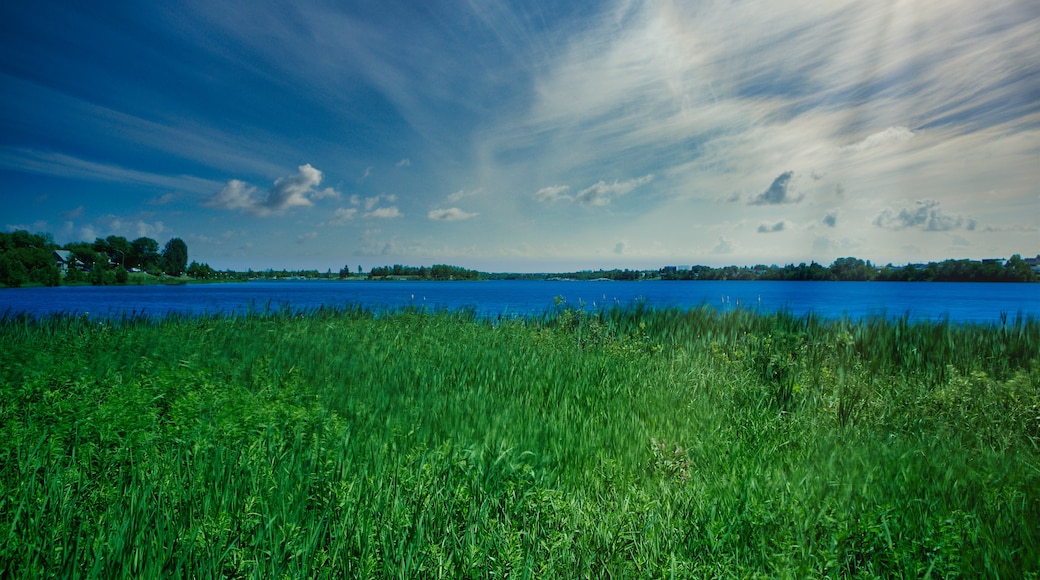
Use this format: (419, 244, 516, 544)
(53, 249, 83, 274)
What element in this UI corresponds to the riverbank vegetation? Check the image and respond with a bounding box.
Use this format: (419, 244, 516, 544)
(2, 305, 1037, 577)
(2, 227, 1036, 288)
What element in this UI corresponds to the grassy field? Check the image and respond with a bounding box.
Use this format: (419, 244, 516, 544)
(1, 305, 1037, 578)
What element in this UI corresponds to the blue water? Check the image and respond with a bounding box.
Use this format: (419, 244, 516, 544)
(0, 280, 1037, 324)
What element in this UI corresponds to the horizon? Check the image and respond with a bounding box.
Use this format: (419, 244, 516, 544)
(3, 2, 1038, 273)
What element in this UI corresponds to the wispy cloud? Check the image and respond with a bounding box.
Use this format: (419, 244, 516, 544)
(757, 221, 786, 233)
(575, 174, 654, 207)
(841, 126, 914, 153)
(365, 207, 401, 219)
(396, 158, 411, 167)
(534, 185, 571, 203)
(0, 147, 220, 193)
(428, 208, 478, 221)
(206, 164, 338, 217)
(148, 193, 178, 206)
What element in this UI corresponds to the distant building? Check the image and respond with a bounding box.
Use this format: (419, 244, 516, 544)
(1024, 255, 1040, 273)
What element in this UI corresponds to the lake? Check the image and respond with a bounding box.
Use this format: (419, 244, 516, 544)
(1, 280, 1038, 324)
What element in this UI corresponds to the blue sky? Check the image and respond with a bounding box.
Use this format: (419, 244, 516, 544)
(2, 0, 1037, 272)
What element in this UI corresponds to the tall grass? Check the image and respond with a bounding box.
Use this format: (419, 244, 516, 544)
(1, 305, 1037, 577)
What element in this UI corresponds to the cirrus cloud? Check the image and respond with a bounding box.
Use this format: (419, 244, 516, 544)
(575, 174, 654, 207)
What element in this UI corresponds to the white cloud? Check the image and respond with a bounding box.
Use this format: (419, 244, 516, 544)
(296, 232, 318, 243)
(534, 185, 571, 203)
(428, 208, 478, 221)
(205, 164, 338, 217)
(396, 158, 411, 167)
(841, 126, 915, 153)
(363, 193, 396, 211)
(96, 214, 166, 238)
(208, 179, 257, 211)
(311, 187, 340, 200)
(324, 207, 358, 226)
(575, 174, 654, 206)
(366, 206, 401, 219)
(447, 188, 483, 203)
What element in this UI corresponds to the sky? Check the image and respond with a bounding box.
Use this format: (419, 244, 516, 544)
(1, 0, 1038, 272)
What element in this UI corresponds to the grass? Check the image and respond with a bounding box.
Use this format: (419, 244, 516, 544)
(1, 305, 1037, 577)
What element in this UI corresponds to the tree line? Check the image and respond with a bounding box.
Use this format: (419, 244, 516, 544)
(660, 256, 1037, 283)
(366, 264, 481, 280)
(0, 230, 196, 288)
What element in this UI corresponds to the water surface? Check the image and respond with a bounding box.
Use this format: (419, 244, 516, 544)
(1, 280, 1036, 324)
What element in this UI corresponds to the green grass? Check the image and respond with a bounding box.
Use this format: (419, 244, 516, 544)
(1, 305, 1037, 578)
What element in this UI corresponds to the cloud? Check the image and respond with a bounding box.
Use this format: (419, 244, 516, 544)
(362, 193, 396, 211)
(148, 193, 178, 205)
(311, 187, 340, 200)
(206, 164, 337, 216)
(534, 185, 571, 203)
(95, 214, 166, 238)
(428, 208, 478, 221)
(0, 146, 220, 193)
(749, 171, 802, 205)
(575, 174, 654, 206)
(823, 209, 839, 228)
(447, 188, 482, 203)
(842, 126, 915, 153)
(614, 241, 625, 255)
(296, 232, 318, 244)
(365, 206, 401, 219)
(757, 221, 785, 233)
(873, 199, 977, 232)
(396, 158, 411, 167)
(324, 207, 358, 226)
(712, 236, 733, 254)
(62, 206, 85, 220)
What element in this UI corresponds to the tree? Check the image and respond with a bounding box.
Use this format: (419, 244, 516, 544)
(1004, 254, 1034, 282)
(186, 260, 215, 279)
(130, 237, 160, 270)
(0, 253, 29, 287)
(161, 238, 188, 276)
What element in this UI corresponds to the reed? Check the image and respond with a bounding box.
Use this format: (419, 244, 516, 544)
(1, 306, 1037, 577)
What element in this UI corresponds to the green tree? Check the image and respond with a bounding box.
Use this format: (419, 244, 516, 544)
(161, 238, 188, 276)
(1004, 254, 1034, 282)
(186, 260, 215, 279)
(0, 253, 29, 287)
(130, 237, 160, 270)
